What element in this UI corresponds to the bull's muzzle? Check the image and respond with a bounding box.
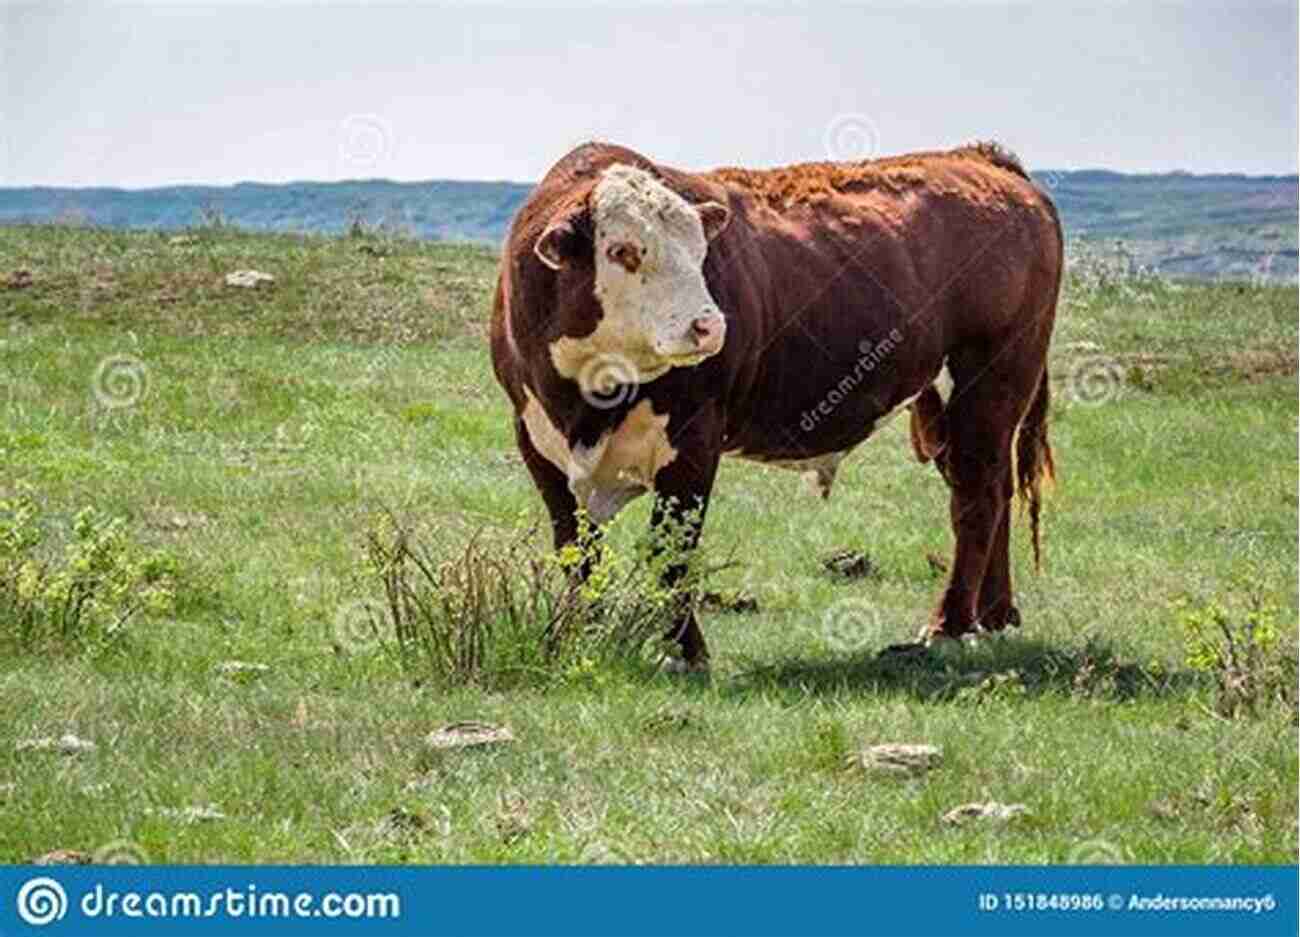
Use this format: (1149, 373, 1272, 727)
(689, 311, 726, 356)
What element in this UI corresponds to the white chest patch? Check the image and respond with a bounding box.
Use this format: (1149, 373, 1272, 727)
(521, 388, 678, 524)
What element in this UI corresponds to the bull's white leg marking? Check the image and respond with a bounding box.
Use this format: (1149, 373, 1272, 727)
(520, 387, 678, 524)
(521, 386, 574, 477)
(548, 164, 725, 384)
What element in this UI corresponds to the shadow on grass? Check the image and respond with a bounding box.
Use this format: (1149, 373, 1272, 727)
(717, 634, 1205, 704)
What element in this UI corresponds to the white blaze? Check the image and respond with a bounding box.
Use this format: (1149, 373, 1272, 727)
(548, 164, 723, 384)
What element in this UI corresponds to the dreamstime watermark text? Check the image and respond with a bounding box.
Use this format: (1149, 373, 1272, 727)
(800, 329, 904, 432)
(15, 877, 401, 927)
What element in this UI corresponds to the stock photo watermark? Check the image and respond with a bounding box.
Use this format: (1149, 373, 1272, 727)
(801, 329, 904, 432)
(91, 355, 148, 411)
(577, 353, 640, 410)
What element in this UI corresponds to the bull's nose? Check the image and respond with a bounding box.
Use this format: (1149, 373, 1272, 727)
(691, 313, 725, 349)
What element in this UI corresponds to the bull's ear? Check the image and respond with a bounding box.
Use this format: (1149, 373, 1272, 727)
(696, 201, 731, 242)
(534, 205, 590, 270)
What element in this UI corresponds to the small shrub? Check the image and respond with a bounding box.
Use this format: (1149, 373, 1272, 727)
(0, 487, 178, 651)
(360, 508, 717, 690)
(1176, 578, 1295, 719)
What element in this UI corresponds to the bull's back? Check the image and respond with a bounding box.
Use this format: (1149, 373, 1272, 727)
(705, 147, 1061, 458)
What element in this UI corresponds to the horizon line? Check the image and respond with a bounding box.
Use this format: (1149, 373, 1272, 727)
(4, 166, 1299, 195)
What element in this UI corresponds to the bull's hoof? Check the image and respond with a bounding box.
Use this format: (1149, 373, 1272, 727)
(660, 656, 711, 676)
(916, 623, 974, 646)
(879, 640, 929, 658)
(978, 606, 1022, 633)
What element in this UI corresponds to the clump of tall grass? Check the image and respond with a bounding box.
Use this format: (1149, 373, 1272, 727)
(1175, 573, 1297, 720)
(1064, 238, 1176, 303)
(359, 508, 719, 690)
(0, 485, 178, 652)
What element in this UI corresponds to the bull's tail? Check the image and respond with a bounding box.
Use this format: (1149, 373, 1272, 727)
(1016, 367, 1055, 572)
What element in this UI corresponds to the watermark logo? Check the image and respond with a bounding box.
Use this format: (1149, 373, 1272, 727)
(333, 599, 383, 652)
(819, 598, 883, 653)
(94, 839, 149, 864)
(577, 353, 640, 410)
(207, 373, 241, 412)
(92, 354, 148, 410)
(1067, 838, 1127, 864)
(16, 877, 68, 926)
(338, 115, 395, 174)
(1066, 355, 1124, 407)
(824, 113, 881, 162)
(801, 329, 904, 432)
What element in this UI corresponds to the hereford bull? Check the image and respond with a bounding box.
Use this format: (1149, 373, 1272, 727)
(490, 141, 1060, 669)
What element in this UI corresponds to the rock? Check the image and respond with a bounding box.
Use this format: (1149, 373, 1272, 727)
(822, 549, 875, 579)
(697, 590, 760, 614)
(942, 801, 1029, 825)
(425, 721, 514, 750)
(215, 660, 270, 678)
(224, 269, 274, 289)
(32, 849, 91, 865)
(659, 656, 710, 676)
(6, 270, 34, 289)
(851, 743, 943, 776)
(146, 804, 226, 824)
(17, 734, 96, 755)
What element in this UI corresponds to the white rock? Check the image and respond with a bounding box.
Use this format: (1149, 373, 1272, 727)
(147, 804, 227, 823)
(425, 721, 514, 750)
(16, 734, 96, 755)
(852, 743, 943, 776)
(215, 660, 270, 677)
(942, 801, 1030, 825)
(224, 270, 274, 288)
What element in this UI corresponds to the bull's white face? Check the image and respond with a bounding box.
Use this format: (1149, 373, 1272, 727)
(540, 164, 730, 385)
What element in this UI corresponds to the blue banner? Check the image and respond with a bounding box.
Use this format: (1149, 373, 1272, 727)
(0, 865, 1295, 936)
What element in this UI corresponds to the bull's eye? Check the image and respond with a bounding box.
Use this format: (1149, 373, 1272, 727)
(605, 242, 641, 273)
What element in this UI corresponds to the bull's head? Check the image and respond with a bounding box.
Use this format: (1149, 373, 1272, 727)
(534, 164, 730, 385)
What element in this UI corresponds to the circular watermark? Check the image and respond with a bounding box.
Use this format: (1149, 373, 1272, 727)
(16, 876, 68, 926)
(824, 113, 881, 162)
(92, 354, 148, 410)
(1066, 355, 1124, 407)
(579, 841, 629, 865)
(93, 839, 149, 864)
(338, 115, 394, 174)
(207, 373, 241, 412)
(1067, 838, 1127, 864)
(819, 598, 883, 653)
(577, 353, 640, 410)
(333, 599, 384, 652)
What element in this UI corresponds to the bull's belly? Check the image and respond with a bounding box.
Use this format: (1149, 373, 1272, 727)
(722, 384, 928, 498)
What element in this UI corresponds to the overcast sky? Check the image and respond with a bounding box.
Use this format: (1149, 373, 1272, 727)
(4, 1, 1296, 188)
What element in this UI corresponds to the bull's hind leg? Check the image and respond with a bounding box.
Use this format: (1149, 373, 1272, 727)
(975, 463, 1020, 632)
(925, 350, 1039, 642)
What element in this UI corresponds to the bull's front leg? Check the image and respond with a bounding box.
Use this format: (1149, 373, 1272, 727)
(649, 414, 723, 671)
(514, 416, 601, 574)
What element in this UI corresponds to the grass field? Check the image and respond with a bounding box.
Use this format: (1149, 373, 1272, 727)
(1, 224, 1296, 864)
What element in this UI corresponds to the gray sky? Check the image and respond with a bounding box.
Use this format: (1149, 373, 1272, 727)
(4, 1, 1296, 188)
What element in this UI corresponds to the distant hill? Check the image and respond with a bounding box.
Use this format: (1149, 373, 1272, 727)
(1, 169, 1295, 280)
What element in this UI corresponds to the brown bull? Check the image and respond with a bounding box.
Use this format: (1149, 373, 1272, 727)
(491, 141, 1060, 668)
